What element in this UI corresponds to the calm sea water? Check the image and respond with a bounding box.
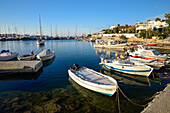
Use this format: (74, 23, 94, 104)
(0, 40, 169, 113)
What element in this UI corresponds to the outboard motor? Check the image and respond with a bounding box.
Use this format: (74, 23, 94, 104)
(73, 63, 80, 70)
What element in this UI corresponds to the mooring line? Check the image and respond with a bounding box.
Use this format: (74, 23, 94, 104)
(117, 86, 148, 108)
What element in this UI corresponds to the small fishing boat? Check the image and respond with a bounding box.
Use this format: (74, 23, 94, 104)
(127, 45, 170, 62)
(129, 59, 165, 70)
(147, 42, 158, 46)
(37, 49, 55, 61)
(94, 40, 127, 49)
(18, 54, 36, 61)
(68, 64, 118, 96)
(0, 50, 18, 61)
(37, 39, 44, 45)
(102, 59, 153, 77)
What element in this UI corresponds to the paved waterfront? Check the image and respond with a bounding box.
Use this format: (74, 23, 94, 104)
(142, 84, 170, 113)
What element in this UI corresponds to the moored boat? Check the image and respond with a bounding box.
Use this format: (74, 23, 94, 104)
(68, 64, 118, 96)
(147, 42, 158, 46)
(37, 49, 55, 61)
(37, 39, 45, 45)
(94, 40, 127, 49)
(102, 59, 153, 77)
(18, 54, 36, 61)
(127, 45, 170, 62)
(0, 50, 18, 61)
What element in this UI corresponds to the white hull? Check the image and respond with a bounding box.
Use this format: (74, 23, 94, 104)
(104, 61, 153, 77)
(18, 54, 36, 61)
(94, 43, 126, 49)
(37, 51, 55, 61)
(0, 52, 18, 61)
(129, 58, 165, 70)
(68, 67, 117, 96)
(37, 40, 45, 45)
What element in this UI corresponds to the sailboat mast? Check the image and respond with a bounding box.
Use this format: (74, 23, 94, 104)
(81, 24, 82, 37)
(51, 25, 52, 37)
(35, 21, 38, 35)
(15, 23, 17, 38)
(24, 24, 25, 35)
(0, 21, 1, 35)
(67, 25, 69, 38)
(39, 14, 42, 39)
(55, 24, 58, 37)
(3, 24, 5, 37)
(11, 24, 13, 38)
(75, 24, 77, 37)
(6, 24, 8, 38)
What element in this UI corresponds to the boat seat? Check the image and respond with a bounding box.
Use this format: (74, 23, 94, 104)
(89, 77, 102, 82)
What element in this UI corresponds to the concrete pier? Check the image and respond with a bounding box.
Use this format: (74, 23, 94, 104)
(0, 61, 43, 74)
(141, 84, 170, 113)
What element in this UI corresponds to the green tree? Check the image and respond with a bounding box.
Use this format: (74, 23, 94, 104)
(158, 32, 164, 40)
(147, 29, 153, 39)
(112, 27, 118, 33)
(139, 30, 146, 38)
(155, 18, 161, 21)
(119, 35, 127, 41)
(147, 20, 151, 22)
(164, 13, 170, 27)
(164, 26, 170, 34)
(125, 24, 128, 28)
(153, 30, 159, 37)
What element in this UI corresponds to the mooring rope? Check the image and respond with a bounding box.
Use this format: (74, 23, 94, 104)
(117, 86, 148, 108)
(117, 87, 121, 113)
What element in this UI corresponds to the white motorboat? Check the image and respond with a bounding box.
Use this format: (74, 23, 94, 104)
(94, 40, 127, 49)
(127, 45, 170, 63)
(102, 58, 153, 77)
(37, 49, 55, 61)
(37, 39, 44, 45)
(18, 54, 36, 61)
(0, 50, 18, 61)
(129, 58, 165, 70)
(68, 64, 118, 96)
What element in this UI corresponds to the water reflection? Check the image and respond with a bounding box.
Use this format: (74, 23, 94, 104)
(42, 56, 55, 67)
(101, 65, 161, 87)
(0, 69, 42, 81)
(37, 44, 45, 51)
(69, 77, 117, 112)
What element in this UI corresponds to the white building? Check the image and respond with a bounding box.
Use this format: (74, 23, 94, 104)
(109, 26, 117, 29)
(136, 20, 169, 32)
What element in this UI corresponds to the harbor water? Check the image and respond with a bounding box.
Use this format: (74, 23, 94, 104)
(0, 40, 170, 113)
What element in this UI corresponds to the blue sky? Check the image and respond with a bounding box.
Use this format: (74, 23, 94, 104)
(0, 0, 170, 36)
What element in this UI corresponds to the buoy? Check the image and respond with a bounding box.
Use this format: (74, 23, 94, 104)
(115, 52, 118, 57)
(104, 59, 107, 63)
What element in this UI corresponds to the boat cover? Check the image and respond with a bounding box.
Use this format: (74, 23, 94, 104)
(38, 50, 53, 56)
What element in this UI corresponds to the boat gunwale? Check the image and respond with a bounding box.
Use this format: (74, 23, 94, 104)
(69, 68, 117, 88)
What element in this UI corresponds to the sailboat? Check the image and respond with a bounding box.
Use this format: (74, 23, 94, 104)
(37, 14, 45, 45)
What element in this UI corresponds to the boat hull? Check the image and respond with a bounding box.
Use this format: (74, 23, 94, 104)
(0, 52, 18, 61)
(94, 43, 126, 49)
(104, 63, 153, 77)
(147, 44, 158, 46)
(68, 68, 117, 96)
(18, 54, 36, 61)
(37, 40, 45, 45)
(37, 53, 55, 61)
